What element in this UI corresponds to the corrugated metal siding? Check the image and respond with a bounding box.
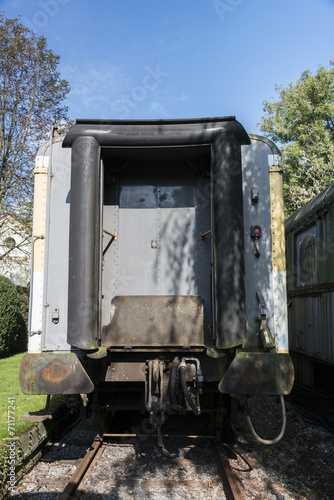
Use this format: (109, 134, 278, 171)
(289, 293, 334, 364)
(320, 292, 334, 362)
(286, 182, 334, 366)
(289, 296, 319, 353)
(318, 204, 334, 284)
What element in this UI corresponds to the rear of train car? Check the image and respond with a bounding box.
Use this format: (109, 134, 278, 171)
(19, 117, 294, 436)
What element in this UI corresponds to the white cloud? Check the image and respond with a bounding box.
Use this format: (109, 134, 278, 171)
(61, 60, 187, 120)
(150, 102, 170, 118)
(61, 61, 130, 116)
(168, 93, 188, 103)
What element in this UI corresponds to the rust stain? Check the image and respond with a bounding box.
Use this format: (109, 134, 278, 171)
(41, 360, 69, 384)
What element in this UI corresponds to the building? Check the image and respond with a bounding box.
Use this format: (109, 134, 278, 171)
(0, 215, 31, 286)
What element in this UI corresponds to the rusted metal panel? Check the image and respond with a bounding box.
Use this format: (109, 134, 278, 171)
(101, 295, 204, 347)
(218, 352, 294, 395)
(19, 352, 94, 395)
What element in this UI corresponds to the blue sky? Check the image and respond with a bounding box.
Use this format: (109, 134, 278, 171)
(1, 0, 334, 133)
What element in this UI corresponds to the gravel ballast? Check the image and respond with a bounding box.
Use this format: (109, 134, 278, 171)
(4, 395, 334, 499)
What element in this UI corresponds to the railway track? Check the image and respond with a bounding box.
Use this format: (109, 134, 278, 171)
(5, 402, 334, 500)
(60, 432, 243, 499)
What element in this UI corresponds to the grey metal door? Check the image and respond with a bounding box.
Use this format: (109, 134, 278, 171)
(117, 183, 198, 296)
(101, 167, 212, 343)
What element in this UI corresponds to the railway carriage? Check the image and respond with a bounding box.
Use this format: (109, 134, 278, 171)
(285, 182, 334, 393)
(19, 117, 294, 442)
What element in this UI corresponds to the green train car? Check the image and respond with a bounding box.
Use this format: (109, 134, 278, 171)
(285, 182, 334, 392)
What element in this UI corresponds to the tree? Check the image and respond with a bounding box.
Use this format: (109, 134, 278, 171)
(260, 61, 334, 217)
(0, 13, 70, 224)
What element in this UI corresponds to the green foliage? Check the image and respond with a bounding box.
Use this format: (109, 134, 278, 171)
(0, 276, 27, 357)
(260, 61, 334, 217)
(16, 284, 30, 330)
(0, 12, 71, 224)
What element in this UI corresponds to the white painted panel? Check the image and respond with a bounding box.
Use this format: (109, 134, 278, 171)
(273, 270, 289, 351)
(28, 270, 43, 351)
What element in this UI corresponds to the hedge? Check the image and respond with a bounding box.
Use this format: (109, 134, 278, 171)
(0, 276, 27, 357)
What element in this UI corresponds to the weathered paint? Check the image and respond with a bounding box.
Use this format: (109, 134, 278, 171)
(218, 351, 294, 395)
(67, 136, 101, 350)
(269, 161, 289, 353)
(32, 158, 48, 273)
(273, 270, 289, 352)
(241, 137, 289, 352)
(42, 138, 72, 352)
(269, 164, 286, 272)
(285, 181, 334, 366)
(23, 120, 294, 403)
(288, 293, 334, 364)
(102, 295, 204, 347)
(212, 133, 246, 348)
(28, 155, 49, 352)
(19, 352, 94, 395)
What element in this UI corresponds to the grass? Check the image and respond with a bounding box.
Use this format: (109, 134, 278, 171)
(0, 352, 64, 442)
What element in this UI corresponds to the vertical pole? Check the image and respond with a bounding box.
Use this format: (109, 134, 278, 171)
(67, 136, 101, 350)
(212, 133, 246, 348)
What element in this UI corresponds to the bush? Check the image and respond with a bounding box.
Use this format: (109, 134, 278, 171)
(16, 284, 30, 330)
(0, 276, 27, 357)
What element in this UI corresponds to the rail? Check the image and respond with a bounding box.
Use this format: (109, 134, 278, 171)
(60, 433, 244, 500)
(59, 436, 103, 500)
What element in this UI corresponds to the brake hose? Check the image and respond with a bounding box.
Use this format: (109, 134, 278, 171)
(245, 395, 286, 445)
(170, 362, 178, 407)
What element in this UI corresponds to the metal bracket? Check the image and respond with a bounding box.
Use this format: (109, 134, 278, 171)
(251, 226, 261, 258)
(29, 330, 42, 337)
(103, 229, 117, 240)
(51, 308, 59, 324)
(199, 230, 212, 240)
(124, 337, 133, 351)
(146, 359, 166, 413)
(256, 291, 267, 316)
(256, 291, 276, 350)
